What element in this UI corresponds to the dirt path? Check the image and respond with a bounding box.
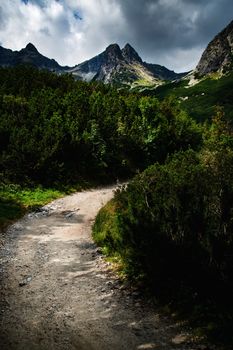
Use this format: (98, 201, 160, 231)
(0, 186, 205, 350)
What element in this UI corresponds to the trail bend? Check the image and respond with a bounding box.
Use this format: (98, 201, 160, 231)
(0, 186, 199, 350)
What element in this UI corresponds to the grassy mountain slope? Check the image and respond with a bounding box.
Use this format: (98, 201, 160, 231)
(142, 72, 233, 122)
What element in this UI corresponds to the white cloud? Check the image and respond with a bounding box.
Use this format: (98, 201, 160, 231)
(0, 0, 126, 67)
(0, 0, 232, 71)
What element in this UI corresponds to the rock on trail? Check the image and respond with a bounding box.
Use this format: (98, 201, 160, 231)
(0, 186, 203, 350)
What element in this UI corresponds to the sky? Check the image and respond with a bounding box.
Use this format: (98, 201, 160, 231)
(0, 0, 233, 72)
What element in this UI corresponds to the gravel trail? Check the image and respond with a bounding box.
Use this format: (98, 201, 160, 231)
(0, 186, 205, 350)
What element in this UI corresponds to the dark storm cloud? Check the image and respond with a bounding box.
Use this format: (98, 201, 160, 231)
(117, 0, 233, 67)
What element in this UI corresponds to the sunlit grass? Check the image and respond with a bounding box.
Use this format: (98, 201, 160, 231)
(149, 71, 233, 122)
(0, 184, 66, 230)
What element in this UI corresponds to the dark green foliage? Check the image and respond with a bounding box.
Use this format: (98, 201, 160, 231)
(94, 150, 208, 285)
(0, 196, 23, 229)
(105, 148, 233, 288)
(0, 66, 201, 186)
(102, 121, 233, 280)
(93, 111, 233, 344)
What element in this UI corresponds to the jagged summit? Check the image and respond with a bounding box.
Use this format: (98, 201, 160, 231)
(122, 43, 142, 63)
(196, 20, 233, 76)
(105, 43, 121, 54)
(105, 43, 123, 61)
(69, 42, 184, 86)
(24, 43, 38, 53)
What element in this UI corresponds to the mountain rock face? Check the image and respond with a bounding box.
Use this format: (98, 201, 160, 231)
(122, 43, 143, 63)
(0, 43, 66, 71)
(196, 20, 233, 76)
(69, 43, 185, 87)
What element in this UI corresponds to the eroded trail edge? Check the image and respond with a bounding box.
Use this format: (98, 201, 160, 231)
(0, 186, 199, 350)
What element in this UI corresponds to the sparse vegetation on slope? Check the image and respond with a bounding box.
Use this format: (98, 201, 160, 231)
(143, 71, 233, 122)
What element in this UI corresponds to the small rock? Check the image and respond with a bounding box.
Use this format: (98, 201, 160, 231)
(65, 212, 74, 219)
(172, 333, 188, 345)
(19, 275, 32, 287)
(13, 224, 23, 231)
(197, 346, 210, 350)
(111, 284, 119, 290)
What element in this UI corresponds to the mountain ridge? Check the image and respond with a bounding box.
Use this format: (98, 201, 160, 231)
(1, 20, 233, 87)
(69, 43, 186, 86)
(0, 42, 186, 87)
(0, 42, 68, 72)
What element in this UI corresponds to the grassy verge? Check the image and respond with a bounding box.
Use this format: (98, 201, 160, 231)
(0, 183, 76, 230)
(0, 174, 117, 232)
(92, 198, 143, 281)
(92, 199, 118, 250)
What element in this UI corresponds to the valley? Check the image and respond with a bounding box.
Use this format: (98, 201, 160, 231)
(1, 17, 233, 350)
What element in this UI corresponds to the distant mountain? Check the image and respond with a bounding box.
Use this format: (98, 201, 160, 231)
(69, 43, 186, 87)
(196, 20, 233, 76)
(0, 43, 67, 72)
(143, 62, 186, 81)
(0, 42, 185, 87)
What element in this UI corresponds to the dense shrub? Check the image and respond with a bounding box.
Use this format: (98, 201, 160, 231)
(93, 142, 233, 296)
(0, 66, 202, 185)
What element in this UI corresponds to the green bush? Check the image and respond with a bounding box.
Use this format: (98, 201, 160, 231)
(93, 143, 233, 295)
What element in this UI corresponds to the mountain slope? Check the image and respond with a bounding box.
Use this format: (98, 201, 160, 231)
(68, 43, 185, 87)
(141, 70, 233, 123)
(144, 62, 187, 80)
(196, 20, 233, 76)
(0, 43, 67, 72)
(138, 20, 233, 122)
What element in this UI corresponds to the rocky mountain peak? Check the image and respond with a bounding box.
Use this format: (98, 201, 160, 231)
(24, 43, 38, 53)
(105, 43, 123, 60)
(0, 42, 63, 71)
(122, 43, 142, 63)
(196, 20, 233, 76)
